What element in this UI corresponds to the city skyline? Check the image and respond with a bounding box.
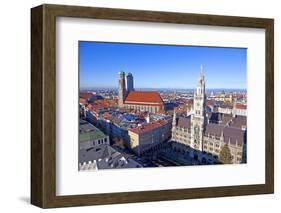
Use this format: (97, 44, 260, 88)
(79, 57, 247, 170)
(79, 41, 247, 90)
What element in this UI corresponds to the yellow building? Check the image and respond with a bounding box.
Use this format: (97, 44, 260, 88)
(128, 120, 171, 155)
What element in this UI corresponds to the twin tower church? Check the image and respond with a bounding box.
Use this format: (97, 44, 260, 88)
(117, 71, 165, 113)
(117, 66, 246, 164)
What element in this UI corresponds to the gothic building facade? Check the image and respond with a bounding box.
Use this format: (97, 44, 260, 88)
(190, 65, 207, 151)
(171, 66, 246, 164)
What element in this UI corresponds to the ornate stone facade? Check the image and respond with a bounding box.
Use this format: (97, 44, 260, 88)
(171, 66, 246, 164)
(191, 65, 207, 151)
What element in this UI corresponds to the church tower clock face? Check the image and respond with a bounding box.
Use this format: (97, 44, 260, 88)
(191, 65, 206, 151)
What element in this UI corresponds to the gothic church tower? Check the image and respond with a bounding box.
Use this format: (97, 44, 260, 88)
(191, 65, 207, 151)
(118, 71, 127, 107)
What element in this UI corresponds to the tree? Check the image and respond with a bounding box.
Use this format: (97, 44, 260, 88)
(219, 144, 232, 164)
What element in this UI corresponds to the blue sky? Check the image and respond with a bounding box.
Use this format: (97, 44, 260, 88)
(79, 41, 247, 89)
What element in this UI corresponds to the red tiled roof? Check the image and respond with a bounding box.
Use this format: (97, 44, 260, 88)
(80, 92, 94, 99)
(219, 103, 233, 109)
(125, 91, 164, 104)
(79, 98, 86, 104)
(207, 100, 215, 106)
(129, 120, 168, 134)
(234, 103, 247, 109)
(86, 99, 118, 112)
(125, 102, 162, 107)
(185, 99, 193, 106)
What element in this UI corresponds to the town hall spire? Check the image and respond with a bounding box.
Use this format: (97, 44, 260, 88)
(191, 65, 207, 151)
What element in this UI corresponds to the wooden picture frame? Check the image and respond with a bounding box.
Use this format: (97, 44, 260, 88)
(31, 4, 274, 208)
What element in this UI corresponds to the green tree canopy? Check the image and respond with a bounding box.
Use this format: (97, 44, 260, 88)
(219, 144, 232, 164)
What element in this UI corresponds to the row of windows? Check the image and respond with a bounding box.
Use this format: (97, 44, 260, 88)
(175, 127, 189, 133)
(195, 110, 201, 115)
(173, 136, 190, 143)
(175, 133, 190, 138)
(202, 149, 242, 162)
(204, 141, 220, 147)
(93, 137, 107, 146)
(203, 145, 220, 154)
(229, 154, 243, 163)
(125, 104, 159, 113)
(204, 136, 222, 142)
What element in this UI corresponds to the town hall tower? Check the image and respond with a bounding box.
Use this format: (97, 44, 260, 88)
(190, 65, 207, 151)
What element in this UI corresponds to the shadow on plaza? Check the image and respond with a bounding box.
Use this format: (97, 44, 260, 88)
(118, 141, 220, 168)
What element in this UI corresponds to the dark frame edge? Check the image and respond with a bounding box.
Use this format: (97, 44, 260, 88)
(41, 3, 273, 28)
(31, 5, 44, 208)
(45, 184, 271, 208)
(265, 19, 274, 194)
(31, 4, 57, 208)
(31, 4, 274, 209)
